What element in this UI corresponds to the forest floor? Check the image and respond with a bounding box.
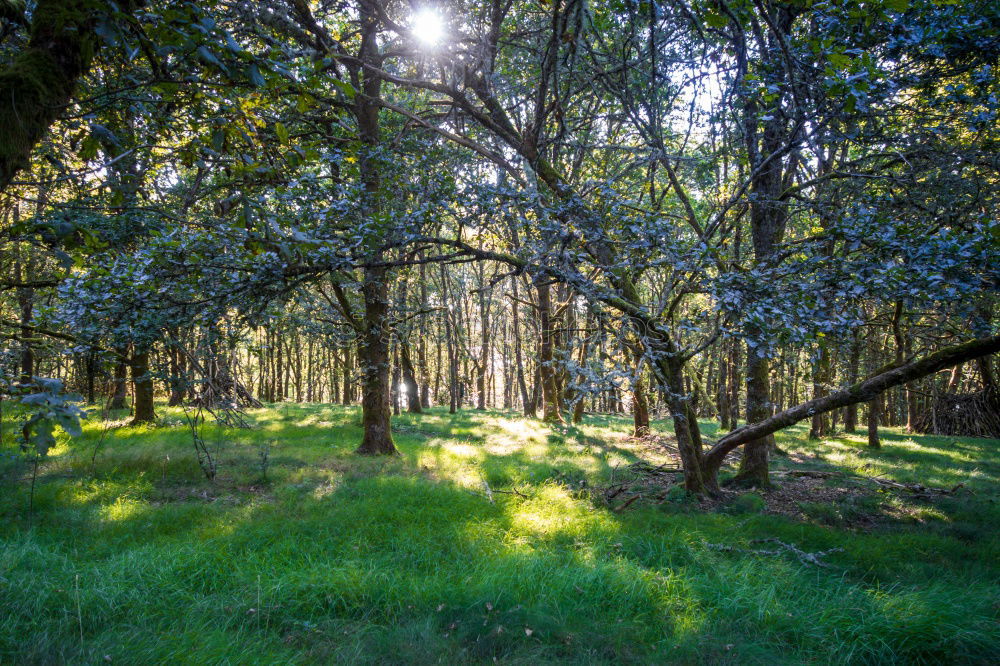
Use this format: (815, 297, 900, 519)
(1, 404, 998, 664)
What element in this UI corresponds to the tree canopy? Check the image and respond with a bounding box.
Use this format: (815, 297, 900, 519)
(1, 0, 998, 491)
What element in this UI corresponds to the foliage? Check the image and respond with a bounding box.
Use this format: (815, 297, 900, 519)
(7, 376, 84, 457)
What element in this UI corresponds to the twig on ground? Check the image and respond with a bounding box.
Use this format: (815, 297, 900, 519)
(775, 470, 839, 479)
(867, 477, 965, 497)
(480, 478, 495, 504)
(491, 486, 529, 499)
(706, 537, 845, 568)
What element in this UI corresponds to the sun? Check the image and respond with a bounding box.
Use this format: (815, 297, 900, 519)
(412, 8, 445, 47)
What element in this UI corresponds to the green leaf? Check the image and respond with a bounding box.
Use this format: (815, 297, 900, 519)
(197, 46, 228, 74)
(78, 135, 100, 161)
(828, 52, 852, 70)
(332, 79, 356, 100)
(212, 129, 226, 152)
(704, 11, 729, 29)
(274, 122, 289, 145)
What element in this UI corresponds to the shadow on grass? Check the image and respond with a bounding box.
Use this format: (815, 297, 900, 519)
(4, 466, 998, 664)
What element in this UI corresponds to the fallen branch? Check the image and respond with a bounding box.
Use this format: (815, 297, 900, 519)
(868, 477, 965, 497)
(613, 495, 641, 512)
(774, 470, 839, 479)
(706, 538, 844, 568)
(491, 486, 529, 499)
(591, 460, 685, 510)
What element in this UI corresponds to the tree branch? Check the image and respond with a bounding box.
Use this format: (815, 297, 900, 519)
(705, 334, 1000, 467)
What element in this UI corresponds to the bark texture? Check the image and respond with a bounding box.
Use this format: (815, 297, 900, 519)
(0, 0, 139, 189)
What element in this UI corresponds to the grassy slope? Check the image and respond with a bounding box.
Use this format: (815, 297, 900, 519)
(1, 404, 997, 664)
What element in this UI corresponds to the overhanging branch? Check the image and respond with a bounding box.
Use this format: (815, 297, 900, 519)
(705, 334, 1000, 467)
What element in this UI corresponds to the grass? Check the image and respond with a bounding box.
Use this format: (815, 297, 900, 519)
(1, 403, 998, 664)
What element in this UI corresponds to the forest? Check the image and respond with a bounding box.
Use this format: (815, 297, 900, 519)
(1, 0, 999, 663)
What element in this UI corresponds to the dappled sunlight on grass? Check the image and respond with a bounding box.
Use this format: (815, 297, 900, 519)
(100, 496, 147, 522)
(1, 402, 998, 663)
(437, 441, 481, 458)
(508, 484, 615, 540)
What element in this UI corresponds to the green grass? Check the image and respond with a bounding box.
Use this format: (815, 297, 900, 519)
(1, 404, 998, 664)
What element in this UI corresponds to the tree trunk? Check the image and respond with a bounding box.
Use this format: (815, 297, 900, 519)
(632, 376, 650, 437)
(631, 347, 650, 437)
(399, 340, 422, 413)
(730, 9, 799, 487)
(85, 351, 97, 404)
(947, 362, 963, 392)
(168, 344, 185, 406)
(511, 277, 533, 416)
(0, 0, 126, 190)
(728, 342, 741, 429)
(17, 270, 34, 381)
(535, 279, 563, 423)
(867, 399, 881, 448)
(418, 260, 430, 408)
(475, 266, 490, 410)
(352, 0, 396, 455)
(809, 342, 831, 439)
(703, 334, 1000, 467)
(356, 267, 397, 454)
(844, 332, 861, 432)
(731, 348, 773, 487)
(391, 345, 401, 416)
(130, 350, 155, 424)
(110, 351, 128, 410)
(571, 312, 591, 424)
(717, 340, 731, 431)
(657, 357, 714, 495)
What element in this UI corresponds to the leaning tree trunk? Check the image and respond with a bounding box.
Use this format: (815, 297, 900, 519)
(702, 334, 1000, 477)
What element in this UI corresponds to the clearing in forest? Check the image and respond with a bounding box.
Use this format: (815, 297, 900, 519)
(2, 405, 998, 664)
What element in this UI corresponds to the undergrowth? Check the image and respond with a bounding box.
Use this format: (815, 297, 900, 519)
(1, 404, 997, 664)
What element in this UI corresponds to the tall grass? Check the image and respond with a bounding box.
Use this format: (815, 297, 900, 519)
(1, 405, 997, 663)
